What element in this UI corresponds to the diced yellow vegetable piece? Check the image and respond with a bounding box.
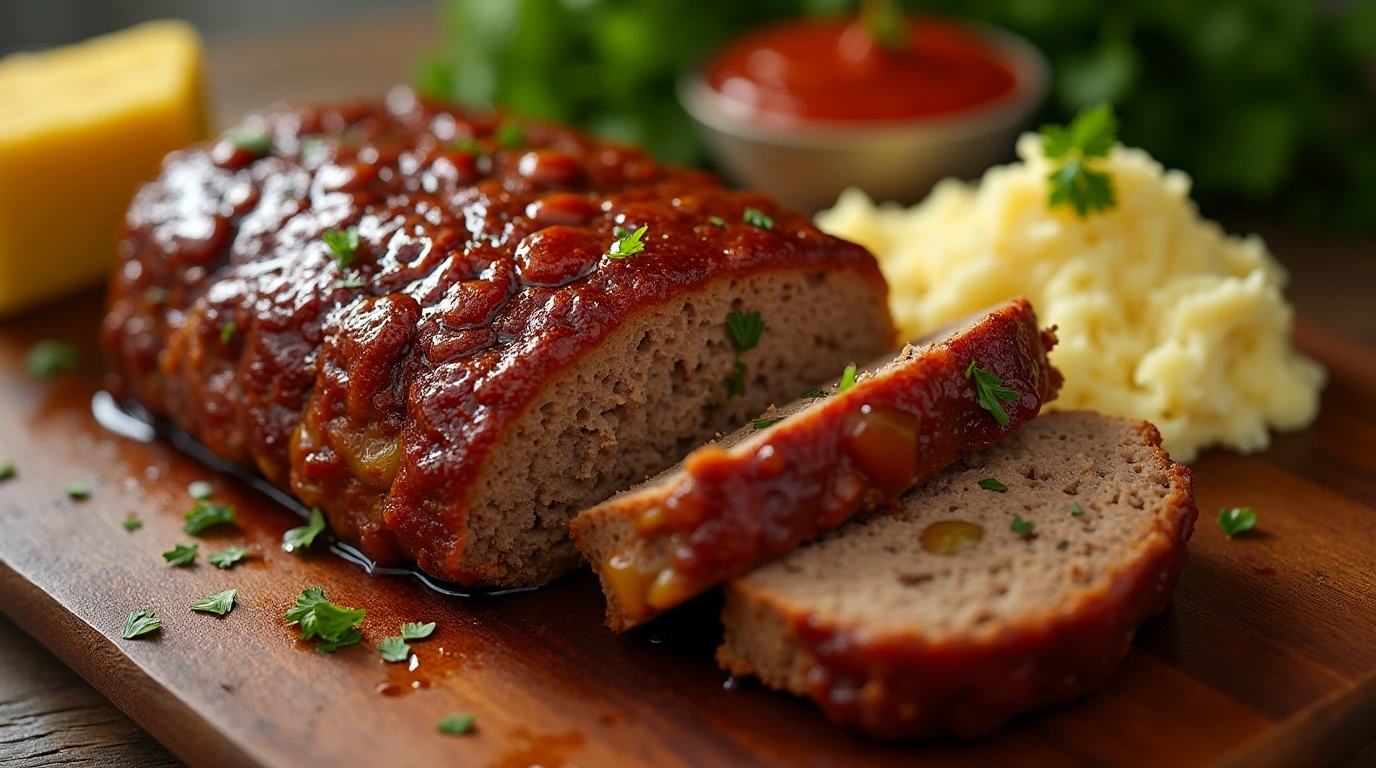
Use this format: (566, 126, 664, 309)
(0, 20, 208, 316)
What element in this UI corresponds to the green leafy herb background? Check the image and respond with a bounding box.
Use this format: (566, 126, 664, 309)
(417, 0, 1376, 231)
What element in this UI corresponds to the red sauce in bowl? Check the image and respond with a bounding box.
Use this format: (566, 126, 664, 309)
(706, 16, 1018, 124)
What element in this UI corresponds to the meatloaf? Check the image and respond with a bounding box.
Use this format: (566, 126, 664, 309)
(571, 299, 1061, 630)
(102, 87, 894, 587)
(717, 411, 1197, 739)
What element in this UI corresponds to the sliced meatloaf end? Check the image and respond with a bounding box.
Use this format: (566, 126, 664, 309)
(104, 91, 894, 587)
(716, 411, 1197, 740)
(571, 298, 1062, 631)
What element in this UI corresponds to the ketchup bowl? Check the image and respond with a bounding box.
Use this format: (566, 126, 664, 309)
(679, 15, 1048, 211)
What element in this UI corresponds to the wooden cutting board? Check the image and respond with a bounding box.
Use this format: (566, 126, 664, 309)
(2, 293, 1374, 768)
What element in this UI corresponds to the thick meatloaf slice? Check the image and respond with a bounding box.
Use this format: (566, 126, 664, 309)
(716, 411, 1197, 740)
(571, 299, 1061, 630)
(102, 87, 894, 587)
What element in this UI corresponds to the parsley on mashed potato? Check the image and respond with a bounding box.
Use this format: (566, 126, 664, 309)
(817, 134, 1325, 462)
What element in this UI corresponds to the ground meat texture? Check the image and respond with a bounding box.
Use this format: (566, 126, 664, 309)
(102, 87, 894, 587)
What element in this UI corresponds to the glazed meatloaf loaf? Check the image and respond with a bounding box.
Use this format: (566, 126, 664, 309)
(717, 411, 1197, 739)
(572, 299, 1061, 630)
(102, 87, 894, 587)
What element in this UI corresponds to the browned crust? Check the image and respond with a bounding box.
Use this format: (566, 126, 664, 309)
(716, 416, 1197, 740)
(573, 299, 1062, 630)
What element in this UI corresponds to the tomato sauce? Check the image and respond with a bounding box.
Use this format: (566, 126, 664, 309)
(706, 16, 1018, 123)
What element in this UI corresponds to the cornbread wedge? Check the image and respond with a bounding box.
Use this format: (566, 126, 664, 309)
(571, 299, 1061, 630)
(717, 411, 1196, 739)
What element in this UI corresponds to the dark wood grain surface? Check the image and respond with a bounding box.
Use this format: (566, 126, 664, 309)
(3, 8, 1376, 768)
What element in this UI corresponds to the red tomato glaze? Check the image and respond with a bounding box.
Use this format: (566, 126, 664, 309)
(706, 16, 1018, 123)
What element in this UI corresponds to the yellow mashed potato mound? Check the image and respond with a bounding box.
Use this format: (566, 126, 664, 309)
(816, 134, 1325, 462)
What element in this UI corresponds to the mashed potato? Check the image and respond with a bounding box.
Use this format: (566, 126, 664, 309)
(816, 134, 1325, 462)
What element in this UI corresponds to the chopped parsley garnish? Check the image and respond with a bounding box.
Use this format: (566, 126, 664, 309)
(378, 636, 411, 663)
(191, 589, 237, 616)
(451, 137, 484, 155)
(284, 587, 366, 653)
(184, 502, 237, 535)
(1056, 539, 1070, 550)
(230, 129, 273, 157)
(742, 207, 774, 230)
(323, 226, 360, 269)
(162, 543, 198, 566)
(122, 609, 161, 639)
(724, 360, 747, 399)
(0, 462, 14, 481)
(708, 215, 726, 227)
(401, 621, 436, 640)
(1041, 104, 1118, 217)
(1011, 515, 1035, 535)
(752, 417, 784, 430)
(188, 480, 214, 501)
(860, 0, 907, 51)
(283, 508, 328, 552)
(965, 361, 1018, 426)
(837, 364, 858, 394)
(1216, 506, 1258, 539)
(24, 340, 80, 381)
(334, 276, 366, 290)
(801, 388, 826, 399)
(123, 514, 141, 532)
(495, 118, 525, 149)
(1070, 502, 1085, 517)
(437, 713, 476, 736)
(66, 482, 91, 500)
(606, 225, 649, 260)
(219, 321, 237, 345)
(978, 478, 1007, 492)
(208, 545, 251, 569)
(726, 310, 764, 352)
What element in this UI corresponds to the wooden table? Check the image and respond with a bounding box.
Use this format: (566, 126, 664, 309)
(3, 9, 1375, 768)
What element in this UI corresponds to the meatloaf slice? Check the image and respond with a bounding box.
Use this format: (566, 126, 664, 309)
(102, 88, 894, 587)
(571, 299, 1061, 630)
(717, 411, 1197, 740)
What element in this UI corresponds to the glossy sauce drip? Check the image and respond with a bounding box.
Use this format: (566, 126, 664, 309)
(706, 16, 1018, 123)
(920, 519, 983, 555)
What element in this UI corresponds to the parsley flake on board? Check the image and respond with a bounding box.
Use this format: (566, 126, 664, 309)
(965, 361, 1018, 426)
(66, 482, 91, 500)
(1056, 539, 1070, 550)
(606, 225, 648, 260)
(1216, 506, 1258, 539)
(191, 589, 237, 616)
(837, 364, 858, 394)
(401, 621, 436, 641)
(726, 310, 764, 352)
(283, 508, 328, 552)
(123, 514, 142, 532)
(188, 480, 214, 500)
(122, 609, 162, 639)
(208, 545, 251, 569)
(742, 206, 774, 230)
(24, 340, 80, 381)
(284, 587, 366, 653)
(184, 502, 237, 535)
(978, 478, 1007, 492)
(724, 360, 747, 399)
(1070, 502, 1085, 516)
(219, 321, 237, 345)
(495, 118, 525, 149)
(323, 226, 360, 269)
(378, 636, 411, 663)
(437, 713, 476, 736)
(162, 543, 198, 566)
(1011, 515, 1035, 535)
(0, 462, 13, 480)
(230, 129, 273, 157)
(752, 417, 784, 430)
(1041, 104, 1118, 217)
